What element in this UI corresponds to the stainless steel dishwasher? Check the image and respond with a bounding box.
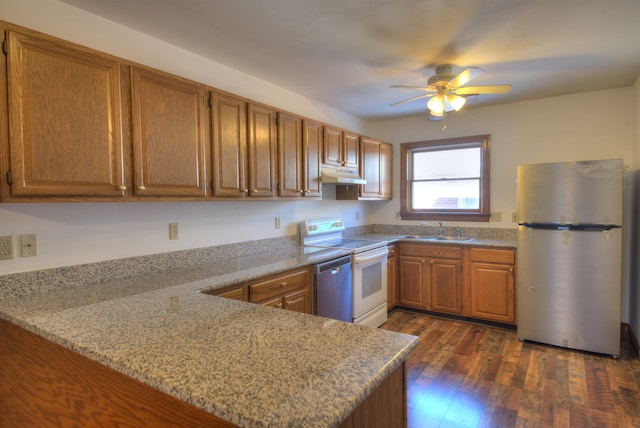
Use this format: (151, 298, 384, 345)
(314, 255, 353, 322)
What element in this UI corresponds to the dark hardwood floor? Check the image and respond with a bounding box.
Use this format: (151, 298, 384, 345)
(381, 309, 640, 428)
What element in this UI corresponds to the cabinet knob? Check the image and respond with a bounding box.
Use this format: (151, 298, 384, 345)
(276, 302, 283, 308)
(421, 259, 425, 264)
(117, 185, 126, 191)
(430, 260, 434, 264)
(280, 281, 287, 287)
(252, 189, 258, 194)
(137, 185, 146, 191)
(341, 161, 346, 166)
(509, 268, 514, 273)
(305, 189, 311, 193)
(300, 190, 305, 195)
(286, 300, 293, 306)
(241, 188, 248, 193)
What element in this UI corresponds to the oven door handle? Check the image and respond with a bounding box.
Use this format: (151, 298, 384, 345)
(353, 247, 389, 263)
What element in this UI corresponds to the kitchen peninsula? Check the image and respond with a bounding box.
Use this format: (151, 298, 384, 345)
(0, 242, 418, 428)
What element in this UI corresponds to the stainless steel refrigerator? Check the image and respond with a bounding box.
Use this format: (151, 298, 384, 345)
(517, 158, 623, 356)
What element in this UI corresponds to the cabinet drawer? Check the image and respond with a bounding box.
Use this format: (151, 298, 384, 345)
(249, 267, 310, 303)
(470, 248, 515, 264)
(398, 243, 461, 259)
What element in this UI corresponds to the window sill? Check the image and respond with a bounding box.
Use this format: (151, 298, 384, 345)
(399, 212, 491, 222)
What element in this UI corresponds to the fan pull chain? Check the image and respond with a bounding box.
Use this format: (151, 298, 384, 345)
(441, 110, 447, 131)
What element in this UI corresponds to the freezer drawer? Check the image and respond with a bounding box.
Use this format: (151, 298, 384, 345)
(516, 226, 621, 356)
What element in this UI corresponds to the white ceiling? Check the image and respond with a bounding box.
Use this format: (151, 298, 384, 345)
(59, 0, 640, 122)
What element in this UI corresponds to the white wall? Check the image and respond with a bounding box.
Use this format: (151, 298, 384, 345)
(368, 88, 634, 228)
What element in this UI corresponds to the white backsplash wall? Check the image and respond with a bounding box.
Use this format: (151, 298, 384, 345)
(0, 196, 367, 274)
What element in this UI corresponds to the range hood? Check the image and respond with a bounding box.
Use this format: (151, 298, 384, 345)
(321, 167, 366, 185)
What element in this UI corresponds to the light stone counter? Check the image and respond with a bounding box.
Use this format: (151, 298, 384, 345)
(0, 247, 418, 428)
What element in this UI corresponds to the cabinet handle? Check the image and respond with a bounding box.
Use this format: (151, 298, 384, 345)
(280, 281, 287, 287)
(117, 185, 126, 191)
(286, 300, 293, 306)
(137, 185, 146, 191)
(276, 302, 283, 308)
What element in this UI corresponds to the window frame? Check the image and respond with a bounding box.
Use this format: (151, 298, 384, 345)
(400, 134, 491, 222)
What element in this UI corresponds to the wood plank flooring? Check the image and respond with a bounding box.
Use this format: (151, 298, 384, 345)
(381, 310, 640, 428)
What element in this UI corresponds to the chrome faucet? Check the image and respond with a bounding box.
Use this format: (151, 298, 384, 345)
(438, 222, 444, 236)
(456, 226, 461, 237)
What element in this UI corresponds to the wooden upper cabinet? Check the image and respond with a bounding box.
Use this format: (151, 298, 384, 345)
(247, 103, 277, 197)
(130, 67, 207, 197)
(360, 137, 382, 198)
(302, 119, 323, 197)
(380, 142, 392, 199)
(277, 112, 303, 197)
(210, 92, 248, 197)
(343, 131, 359, 169)
(5, 28, 126, 197)
(359, 138, 392, 200)
(322, 125, 358, 169)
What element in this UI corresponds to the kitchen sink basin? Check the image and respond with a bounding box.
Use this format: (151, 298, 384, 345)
(433, 236, 474, 242)
(402, 235, 474, 242)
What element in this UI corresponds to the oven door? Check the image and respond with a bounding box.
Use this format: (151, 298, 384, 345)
(352, 246, 388, 322)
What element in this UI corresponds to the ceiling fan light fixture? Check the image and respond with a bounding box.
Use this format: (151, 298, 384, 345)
(448, 94, 466, 111)
(427, 94, 445, 115)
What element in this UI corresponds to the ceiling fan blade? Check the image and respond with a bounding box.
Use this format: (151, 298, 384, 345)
(454, 85, 512, 95)
(390, 84, 434, 91)
(448, 67, 483, 88)
(389, 93, 432, 106)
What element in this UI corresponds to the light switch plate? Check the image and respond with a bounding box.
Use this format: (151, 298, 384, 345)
(169, 223, 179, 240)
(20, 234, 38, 257)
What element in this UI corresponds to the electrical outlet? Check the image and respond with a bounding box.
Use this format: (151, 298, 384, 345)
(356, 211, 360, 221)
(20, 234, 38, 257)
(512, 212, 518, 222)
(0, 236, 14, 260)
(490, 211, 502, 222)
(275, 216, 281, 229)
(169, 223, 179, 240)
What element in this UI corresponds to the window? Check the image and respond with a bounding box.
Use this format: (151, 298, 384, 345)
(400, 134, 490, 222)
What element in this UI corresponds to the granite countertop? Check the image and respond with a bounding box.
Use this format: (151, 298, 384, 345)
(353, 232, 518, 248)
(0, 247, 418, 428)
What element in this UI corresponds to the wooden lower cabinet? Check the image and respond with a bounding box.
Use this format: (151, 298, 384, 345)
(387, 245, 398, 311)
(398, 243, 516, 324)
(398, 243, 462, 315)
(248, 267, 312, 314)
(468, 248, 516, 324)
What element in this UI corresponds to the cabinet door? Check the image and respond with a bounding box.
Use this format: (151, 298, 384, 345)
(387, 246, 398, 311)
(469, 261, 515, 323)
(398, 255, 429, 310)
(302, 119, 322, 197)
(380, 142, 392, 199)
(430, 258, 463, 315)
(131, 67, 206, 197)
(283, 287, 311, 314)
(360, 137, 381, 198)
(277, 112, 303, 197)
(210, 92, 247, 197)
(343, 131, 360, 169)
(323, 125, 342, 167)
(6, 29, 125, 197)
(247, 103, 277, 197)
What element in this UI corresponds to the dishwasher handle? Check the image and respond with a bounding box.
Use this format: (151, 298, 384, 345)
(315, 255, 352, 275)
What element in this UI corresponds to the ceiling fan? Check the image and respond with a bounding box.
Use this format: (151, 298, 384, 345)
(390, 64, 512, 120)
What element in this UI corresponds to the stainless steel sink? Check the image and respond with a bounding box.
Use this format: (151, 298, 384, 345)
(402, 235, 474, 242)
(402, 234, 440, 240)
(432, 236, 474, 242)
